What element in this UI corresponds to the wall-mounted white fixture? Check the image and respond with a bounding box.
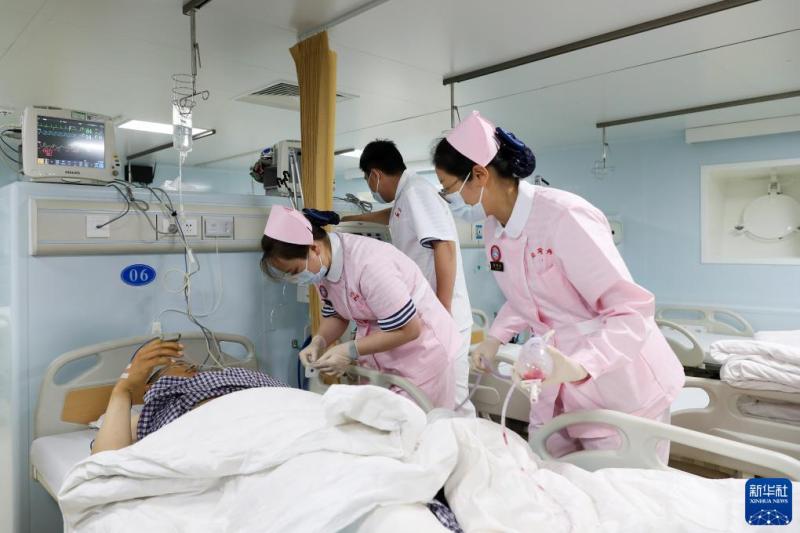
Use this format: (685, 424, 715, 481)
(686, 115, 800, 144)
(735, 172, 800, 241)
(701, 158, 800, 265)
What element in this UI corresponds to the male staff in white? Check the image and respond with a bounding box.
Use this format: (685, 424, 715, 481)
(342, 140, 474, 414)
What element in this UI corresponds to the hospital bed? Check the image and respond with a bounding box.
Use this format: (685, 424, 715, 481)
(530, 406, 800, 479)
(29, 332, 448, 532)
(468, 346, 529, 423)
(468, 344, 800, 479)
(30, 331, 261, 498)
(32, 335, 800, 532)
(655, 305, 800, 467)
(655, 305, 755, 368)
(669, 377, 800, 472)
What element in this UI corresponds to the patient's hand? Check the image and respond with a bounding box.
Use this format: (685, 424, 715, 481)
(117, 339, 184, 398)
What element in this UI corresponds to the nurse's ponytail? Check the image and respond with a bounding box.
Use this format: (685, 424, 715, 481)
(259, 208, 335, 276)
(432, 127, 536, 182)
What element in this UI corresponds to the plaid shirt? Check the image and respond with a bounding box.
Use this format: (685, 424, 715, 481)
(137, 367, 287, 440)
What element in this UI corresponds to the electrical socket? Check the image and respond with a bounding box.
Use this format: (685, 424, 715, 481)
(86, 215, 110, 238)
(158, 215, 198, 238)
(180, 217, 199, 237)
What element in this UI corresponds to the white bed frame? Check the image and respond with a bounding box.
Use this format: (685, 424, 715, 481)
(466, 344, 800, 480)
(530, 408, 800, 480)
(654, 305, 800, 469)
(34, 332, 259, 439)
(33, 332, 434, 441)
(655, 305, 754, 367)
(31, 332, 436, 501)
(469, 351, 529, 423)
(671, 376, 800, 466)
(344, 366, 434, 413)
(31, 332, 259, 497)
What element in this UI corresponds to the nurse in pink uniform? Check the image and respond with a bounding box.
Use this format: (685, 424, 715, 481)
(259, 206, 458, 409)
(432, 111, 685, 459)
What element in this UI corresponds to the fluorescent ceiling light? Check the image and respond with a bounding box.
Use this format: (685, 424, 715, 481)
(686, 115, 800, 144)
(118, 119, 209, 136)
(337, 148, 362, 158)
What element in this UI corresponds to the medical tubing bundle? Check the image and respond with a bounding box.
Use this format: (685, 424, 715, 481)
(459, 331, 555, 445)
(102, 180, 224, 369)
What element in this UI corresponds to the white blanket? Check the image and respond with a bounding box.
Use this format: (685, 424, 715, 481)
(441, 417, 797, 533)
(60, 385, 798, 533)
(59, 386, 456, 533)
(709, 340, 800, 393)
(755, 330, 800, 350)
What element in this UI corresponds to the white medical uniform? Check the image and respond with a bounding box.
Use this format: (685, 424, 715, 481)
(388, 171, 474, 414)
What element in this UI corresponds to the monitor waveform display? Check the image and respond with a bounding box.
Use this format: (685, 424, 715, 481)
(36, 115, 105, 168)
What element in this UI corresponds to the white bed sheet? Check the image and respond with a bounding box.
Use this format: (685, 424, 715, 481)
(30, 429, 96, 498)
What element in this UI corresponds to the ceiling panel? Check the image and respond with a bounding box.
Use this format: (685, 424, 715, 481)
(0, 0, 797, 171)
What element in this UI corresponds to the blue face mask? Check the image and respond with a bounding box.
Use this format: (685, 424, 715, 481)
(369, 171, 388, 204)
(445, 173, 486, 223)
(273, 252, 327, 285)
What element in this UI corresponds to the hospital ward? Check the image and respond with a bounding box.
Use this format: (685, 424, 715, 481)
(2, 1, 800, 532)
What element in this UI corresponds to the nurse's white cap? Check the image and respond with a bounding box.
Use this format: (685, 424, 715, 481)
(263, 205, 313, 245)
(445, 110, 499, 167)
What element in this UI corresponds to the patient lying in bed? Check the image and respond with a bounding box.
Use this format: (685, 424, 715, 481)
(91, 338, 287, 454)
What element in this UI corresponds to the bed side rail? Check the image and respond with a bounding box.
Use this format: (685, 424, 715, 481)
(655, 305, 754, 336)
(345, 366, 434, 413)
(35, 332, 256, 439)
(656, 319, 705, 367)
(529, 408, 800, 480)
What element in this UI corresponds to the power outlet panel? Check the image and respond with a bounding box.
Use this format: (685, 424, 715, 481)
(180, 217, 199, 237)
(203, 215, 234, 239)
(85, 215, 110, 238)
(156, 215, 199, 239)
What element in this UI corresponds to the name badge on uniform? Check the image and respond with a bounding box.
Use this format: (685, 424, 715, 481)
(490, 245, 504, 271)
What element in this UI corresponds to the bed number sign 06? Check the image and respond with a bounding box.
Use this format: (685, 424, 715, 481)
(121, 264, 156, 287)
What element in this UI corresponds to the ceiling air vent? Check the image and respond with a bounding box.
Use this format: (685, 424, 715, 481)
(235, 81, 357, 111)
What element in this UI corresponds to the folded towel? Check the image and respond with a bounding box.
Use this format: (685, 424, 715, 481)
(710, 339, 800, 392)
(755, 330, 800, 350)
(721, 357, 800, 393)
(709, 339, 800, 366)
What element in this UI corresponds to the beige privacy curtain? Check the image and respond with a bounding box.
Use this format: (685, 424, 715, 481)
(290, 31, 337, 334)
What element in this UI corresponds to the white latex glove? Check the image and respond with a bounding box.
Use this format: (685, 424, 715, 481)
(299, 335, 327, 368)
(313, 341, 357, 377)
(470, 336, 502, 372)
(542, 346, 588, 386)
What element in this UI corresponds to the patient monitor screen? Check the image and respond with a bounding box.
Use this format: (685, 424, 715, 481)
(36, 115, 105, 169)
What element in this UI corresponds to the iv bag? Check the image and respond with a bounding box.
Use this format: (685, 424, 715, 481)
(172, 103, 193, 156)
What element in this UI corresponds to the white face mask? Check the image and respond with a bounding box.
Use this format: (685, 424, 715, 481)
(273, 252, 327, 285)
(445, 173, 486, 223)
(369, 171, 388, 204)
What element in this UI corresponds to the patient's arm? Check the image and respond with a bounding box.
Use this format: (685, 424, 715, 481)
(92, 384, 135, 454)
(91, 339, 183, 454)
